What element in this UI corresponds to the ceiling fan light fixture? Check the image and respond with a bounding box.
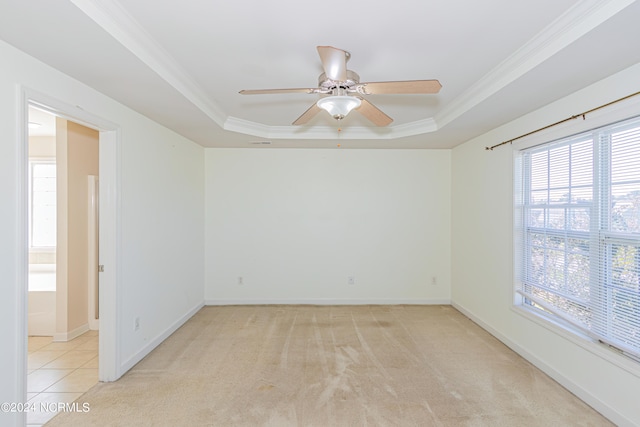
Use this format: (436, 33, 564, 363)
(316, 96, 361, 120)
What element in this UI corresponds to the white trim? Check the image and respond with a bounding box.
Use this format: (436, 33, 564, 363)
(453, 301, 635, 427)
(120, 302, 204, 374)
(16, 83, 29, 427)
(390, 117, 438, 138)
(205, 298, 451, 306)
(97, 128, 121, 382)
(222, 116, 440, 141)
(53, 323, 90, 342)
(87, 175, 99, 331)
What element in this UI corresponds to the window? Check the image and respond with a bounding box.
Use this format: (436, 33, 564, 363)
(29, 160, 57, 248)
(516, 115, 640, 361)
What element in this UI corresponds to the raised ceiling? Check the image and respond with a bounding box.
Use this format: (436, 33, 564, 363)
(2, 0, 640, 148)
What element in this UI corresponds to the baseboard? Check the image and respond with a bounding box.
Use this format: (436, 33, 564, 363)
(120, 301, 204, 374)
(205, 298, 451, 306)
(53, 323, 89, 342)
(451, 301, 633, 427)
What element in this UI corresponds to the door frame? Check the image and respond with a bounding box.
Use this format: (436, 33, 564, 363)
(17, 87, 121, 393)
(88, 174, 100, 331)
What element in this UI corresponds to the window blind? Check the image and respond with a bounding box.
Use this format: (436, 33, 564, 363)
(517, 115, 640, 360)
(29, 161, 57, 248)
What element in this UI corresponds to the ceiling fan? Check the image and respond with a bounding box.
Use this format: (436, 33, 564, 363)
(239, 46, 442, 127)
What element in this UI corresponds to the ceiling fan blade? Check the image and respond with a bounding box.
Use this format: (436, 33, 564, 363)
(356, 98, 393, 127)
(317, 46, 348, 82)
(292, 102, 322, 125)
(358, 80, 442, 95)
(239, 88, 317, 95)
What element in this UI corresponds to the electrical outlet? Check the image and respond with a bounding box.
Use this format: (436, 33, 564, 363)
(431, 276, 437, 286)
(134, 317, 140, 331)
(347, 276, 356, 285)
(237, 276, 244, 285)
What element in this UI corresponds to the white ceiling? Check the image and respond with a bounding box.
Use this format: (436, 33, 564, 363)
(2, 0, 640, 148)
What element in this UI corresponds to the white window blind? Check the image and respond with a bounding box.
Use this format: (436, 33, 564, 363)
(29, 161, 57, 248)
(516, 115, 640, 360)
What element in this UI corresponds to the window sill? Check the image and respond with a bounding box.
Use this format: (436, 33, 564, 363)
(28, 263, 56, 273)
(512, 304, 640, 379)
(29, 247, 56, 253)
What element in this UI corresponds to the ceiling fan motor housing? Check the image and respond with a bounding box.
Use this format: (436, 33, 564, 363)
(318, 70, 360, 92)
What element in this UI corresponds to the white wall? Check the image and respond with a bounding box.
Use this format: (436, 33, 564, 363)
(0, 39, 204, 426)
(118, 115, 205, 367)
(451, 61, 640, 426)
(205, 148, 451, 304)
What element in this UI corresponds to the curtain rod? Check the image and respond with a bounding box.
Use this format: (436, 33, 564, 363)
(485, 90, 640, 151)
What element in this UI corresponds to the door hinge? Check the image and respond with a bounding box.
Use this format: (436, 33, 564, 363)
(98, 265, 105, 273)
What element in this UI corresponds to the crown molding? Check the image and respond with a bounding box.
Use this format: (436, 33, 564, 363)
(390, 117, 439, 138)
(435, 0, 635, 129)
(224, 116, 438, 140)
(69, 0, 227, 126)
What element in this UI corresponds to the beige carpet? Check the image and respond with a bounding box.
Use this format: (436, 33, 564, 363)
(47, 305, 612, 426)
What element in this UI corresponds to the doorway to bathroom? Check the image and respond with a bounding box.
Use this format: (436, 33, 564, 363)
(25, 106, 100, 424)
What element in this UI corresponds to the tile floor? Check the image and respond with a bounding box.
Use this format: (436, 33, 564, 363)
(26, 331, 98, 426)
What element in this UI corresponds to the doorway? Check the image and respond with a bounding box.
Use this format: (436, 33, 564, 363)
(27, 107, 100, 338)
(18, 88, 120, 425)
(25, 106, 101, 424)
